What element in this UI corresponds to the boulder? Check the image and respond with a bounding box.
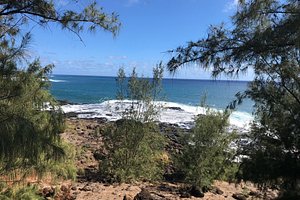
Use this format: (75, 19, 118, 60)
(215, 187, 224, 195)
(133, 188, 155, 200)
(232, 193, 248, 200)
(249, 190, 261, 197)
(79, 184, 92, 192)
(190, 185, 204, 198)
(166, 106, 183, 111)
(42, 186, 55, 198)
(123, 194, 134, 200)
(210, 186, 224, 195)
(180, 191, 191, 198)
(60, 184, 69, 192)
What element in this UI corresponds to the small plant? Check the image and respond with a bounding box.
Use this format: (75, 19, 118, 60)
(0, 185, 43, 200)
(99, 65, 166, 182)
(46, 142, 77, 180)
(176, 108, 237, 188)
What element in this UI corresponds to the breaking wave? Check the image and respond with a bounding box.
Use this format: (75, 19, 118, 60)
(49, 79, 67, 83)
(61, 100, 253, 131)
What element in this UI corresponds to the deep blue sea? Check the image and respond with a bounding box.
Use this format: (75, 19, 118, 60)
(49, 74, 253, 114)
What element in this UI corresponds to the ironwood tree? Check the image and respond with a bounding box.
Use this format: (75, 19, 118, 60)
(0, 0, 119, 177)
(167, 0, 300, 196)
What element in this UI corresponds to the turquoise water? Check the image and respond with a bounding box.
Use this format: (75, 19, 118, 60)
(50, 74, 253, 113)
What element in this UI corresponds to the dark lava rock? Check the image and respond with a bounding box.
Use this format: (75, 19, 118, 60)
(202, 186, 211, 193)
(157, 184, 175, 193)
(180, 192, 191, 198)
(163, 171, 185, 182)
(96, 117, 108, 123)
(249, 190, 261, 197)
(133, 188, 155, 200)
(86, 124, 94, 129)
(57, 99, 75, 105)
(71, 185, 77, 191)
(93, 149, 106, 160)
(216, 187, 224, 195)
(79, 184, 92, 192)
(196, 114, 206, 118)
(65, 112, 79, 118)
(60, 184, 69, 192)
(166, 106, 184, 111)
(123, 194, 134, 200)
(211, 186, 224, 195)
(42, 186, 55, 197)
(232, 193, 248, 200)
(190, 185, 204, 198)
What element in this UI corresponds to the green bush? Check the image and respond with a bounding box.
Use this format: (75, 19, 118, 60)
(99, 66, 166, 182)
(0, 185, 43, 200)
(100, 120, 166, 182)
(1, 141, 77, 186)
(176, 110, 237, 188)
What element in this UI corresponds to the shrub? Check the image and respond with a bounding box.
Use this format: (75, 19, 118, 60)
(100, 120, 166, 182)
(176, 110, 237, 188)
(99, 65, 166, 182)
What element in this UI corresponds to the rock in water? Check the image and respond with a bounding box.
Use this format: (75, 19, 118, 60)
(166, 106, 183, 111)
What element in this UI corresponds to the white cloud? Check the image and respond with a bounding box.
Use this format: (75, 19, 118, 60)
(223, 0, 239, 12)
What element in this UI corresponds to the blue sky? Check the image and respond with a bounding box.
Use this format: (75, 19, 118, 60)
(27, 0, 253, 80)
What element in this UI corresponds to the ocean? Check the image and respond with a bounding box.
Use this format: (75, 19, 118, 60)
(49, 74, 254, 129)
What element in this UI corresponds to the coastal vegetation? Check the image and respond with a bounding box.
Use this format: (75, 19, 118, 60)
(0, 185, 42, 200)
(98, 68, 242, 193)
(167, 0, 300, 198)
(0, 0, 119, 193)
(176, 109, 237, 188)
(0, 0, 298, 199)
(99, 66, 166, 182)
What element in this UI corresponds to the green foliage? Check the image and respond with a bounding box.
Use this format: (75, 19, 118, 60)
(99, 66, 166, 182)
(116, 67, 126, 100)
(167, 0, 300, 195)
(0, 185, 43, 200)
(35, 142, 77, 181)
(117, 64, 164, 122)
(0, 0, 119, 183)
(0, 1, 120, 39)
(176, 110, 236, 188)
(0, 59, 65, 175)
(100, 120, 166, 182)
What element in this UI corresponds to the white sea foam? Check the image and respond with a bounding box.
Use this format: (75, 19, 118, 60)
(61, 100, 253, 130)
(49, 79, 67, 82)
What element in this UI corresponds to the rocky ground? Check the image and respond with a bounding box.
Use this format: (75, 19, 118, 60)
(38, 118, 278, 200)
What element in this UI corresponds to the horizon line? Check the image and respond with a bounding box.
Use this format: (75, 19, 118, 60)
(52, 73, 250, 82)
